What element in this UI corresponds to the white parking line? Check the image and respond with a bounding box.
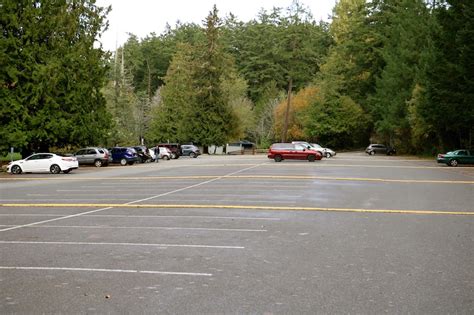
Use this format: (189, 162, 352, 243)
(0, 213, 280, 220)
(0, 163, 265, 233)
(55, 190, 166, 193)
(10, 198, 134, 201)
(0, 240, 245, 249)
(0, 266, 212, 276)
(24, 225, 267, 232)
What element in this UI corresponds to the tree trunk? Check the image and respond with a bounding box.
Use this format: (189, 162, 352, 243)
(281, 78, 293, 143)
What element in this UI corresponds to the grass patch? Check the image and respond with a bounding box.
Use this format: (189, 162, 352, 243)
(0, 152, 21, 162)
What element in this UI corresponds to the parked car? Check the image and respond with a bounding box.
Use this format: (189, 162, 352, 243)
(365, 144, 396, 155)
(268, 143, 322, 162)
(7, 153, 79, 174)
(437, 149, 474, 167)
(158, 147, 172, 160)
(133, 146, 152, 163)
(292, 141, 326, 157)
(149, 147, 172, 161)
(109, 147, 139, 165)
(311, 143, 336, 158)
(181, 144, 201, 158)
(158, 143, 182, 159)
(74, 147, 111, 167)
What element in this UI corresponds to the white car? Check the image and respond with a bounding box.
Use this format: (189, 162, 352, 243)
(7, 153, 79, 174)
(158, 147, 172, 160)
(148, 147, 172, 161)
(292, 141, 326, 157)
(311, 143, 336, 158)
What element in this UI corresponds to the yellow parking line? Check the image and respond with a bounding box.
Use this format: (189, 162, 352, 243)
(229, 175, 474, 184)
(0, 203, 472, 216)
(265, 163, 473, 169)
(141, 163, 472, 169)
(1, 175, 471, 184)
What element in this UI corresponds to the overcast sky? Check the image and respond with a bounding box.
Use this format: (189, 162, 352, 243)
(96, 0, 337, 51)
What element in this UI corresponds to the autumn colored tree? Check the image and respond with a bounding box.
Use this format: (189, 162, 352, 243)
(274, 86, 319, 141)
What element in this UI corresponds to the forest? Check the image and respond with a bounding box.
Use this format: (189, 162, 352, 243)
(1, 0, 473, 155)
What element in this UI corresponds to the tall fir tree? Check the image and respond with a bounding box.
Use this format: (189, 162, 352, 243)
(368, 0, 433, 150)
(304, 0, 374, 148)
(146, 43, 196, 143)
(185, 5, 237, 147)
(1, 0, 112, 155)
(420, 0, 474, 150)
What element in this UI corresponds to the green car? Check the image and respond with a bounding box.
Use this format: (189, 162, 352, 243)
(437, 149, 474, 167)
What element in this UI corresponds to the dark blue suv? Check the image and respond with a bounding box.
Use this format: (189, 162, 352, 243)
(109, 147, 139, 165)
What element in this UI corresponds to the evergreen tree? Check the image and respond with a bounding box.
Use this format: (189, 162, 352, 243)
(323, 0, 383, 109)
(420, 0, 474, 150)
(187, 6, 237, 147)
(1, 0, 112, 155)
(146, 43, 196, 143)
(102, 47, 140, 146)
(304, 0, 374, 148)
(146, 7, 248, 147)
(368, 0, 433, 150)
(123, 23, 204, 97)
(222, 3, 331, 104)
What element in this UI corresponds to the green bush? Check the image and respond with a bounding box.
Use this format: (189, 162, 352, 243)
(0, 152, 21, 162)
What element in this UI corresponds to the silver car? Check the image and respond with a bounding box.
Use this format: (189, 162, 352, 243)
(74, 147, 111, 167)
(311, 143, 336, 158)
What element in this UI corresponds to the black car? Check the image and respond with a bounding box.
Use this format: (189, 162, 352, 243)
(365, 144, 396, 155)
(181, 145, 201, 158)
(133, 146, 151, 163)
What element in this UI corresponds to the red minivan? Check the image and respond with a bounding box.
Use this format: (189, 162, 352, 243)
(267, 143, 322, 162)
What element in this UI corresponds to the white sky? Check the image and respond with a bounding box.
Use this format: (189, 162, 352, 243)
(96, 0, 337, 51)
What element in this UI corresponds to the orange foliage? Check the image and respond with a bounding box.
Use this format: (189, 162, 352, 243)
(274, 85, 320, 141)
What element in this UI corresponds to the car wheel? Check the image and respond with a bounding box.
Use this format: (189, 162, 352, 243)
(50, 164, 61, 174)
(94, 159, 103, 167)
(308, 155, 316, 162)
(63, 169, 71, 174)
(325, 152, 331, 158)
(369, 151, 375, 155)
(120, 158, 127, 166)
(449, 159, 458, 167)
(11, 165, 22, 174)
(164, 155, 170, 160)
(274, 155, 283, 162)
(190, 152, 196, 158)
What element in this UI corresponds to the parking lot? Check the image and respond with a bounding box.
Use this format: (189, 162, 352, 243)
(1, 153, 473, 313)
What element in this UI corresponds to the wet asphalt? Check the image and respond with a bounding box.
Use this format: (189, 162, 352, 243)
(0, 152, 473, 314)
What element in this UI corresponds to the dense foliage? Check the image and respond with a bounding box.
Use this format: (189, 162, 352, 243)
(1, 0, 111, 155)
(2, 0, 472, 154)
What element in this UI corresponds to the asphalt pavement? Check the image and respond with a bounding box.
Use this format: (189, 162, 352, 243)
(0, 152, 473, 314)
